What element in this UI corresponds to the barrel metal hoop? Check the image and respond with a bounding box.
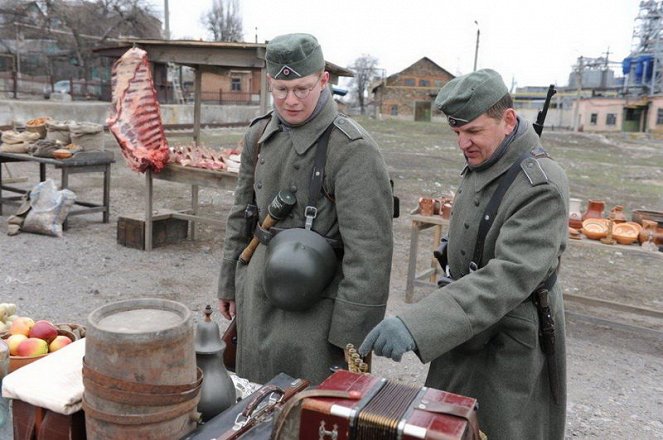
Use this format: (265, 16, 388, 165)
(82, 372, 202, 406)
(82, 393, 200, 426)
(82, 357, 203, 396)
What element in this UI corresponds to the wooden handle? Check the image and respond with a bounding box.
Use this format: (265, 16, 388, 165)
(239, 214, 277, 264)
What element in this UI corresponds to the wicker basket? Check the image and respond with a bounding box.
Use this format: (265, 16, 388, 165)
(2, 328, 77, 373)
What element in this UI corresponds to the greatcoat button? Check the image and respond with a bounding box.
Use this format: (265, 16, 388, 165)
(260, 158, 265, 164)
(256, 182, 262, 189)
(460, 249, 466, 256)
(464, 223, 469, 229)
(474, 199, 480, 206)
(293, 163, 300, 170)
(289, 184, 297, 193)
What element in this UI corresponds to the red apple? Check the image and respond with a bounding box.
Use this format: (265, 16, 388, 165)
(6, 334, 27, 355)
(9, 317, 35, 337)
(48, 335, 73, 353)
(16, 337, 48, 357)
(29, 320, 58, 343)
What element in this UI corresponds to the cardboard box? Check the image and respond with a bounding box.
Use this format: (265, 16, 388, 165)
(117, 212, 188, 250)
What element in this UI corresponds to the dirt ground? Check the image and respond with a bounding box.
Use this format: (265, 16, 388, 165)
(1, 120, 662, 439)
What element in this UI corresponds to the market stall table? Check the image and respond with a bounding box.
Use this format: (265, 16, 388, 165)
(405, 212, 663, 303)
(0, 151, 114, 228)
(143, 163, 238, 251)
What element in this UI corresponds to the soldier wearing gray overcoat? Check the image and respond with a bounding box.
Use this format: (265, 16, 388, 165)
(361, 69, 568, 439)
(218, 34, 393, 385)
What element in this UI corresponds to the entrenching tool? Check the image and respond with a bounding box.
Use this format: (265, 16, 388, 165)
(239, 191, 296, 264)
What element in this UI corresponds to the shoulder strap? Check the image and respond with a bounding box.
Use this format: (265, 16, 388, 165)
(305, 122, 335, 229)
(470, 150, 531, 271)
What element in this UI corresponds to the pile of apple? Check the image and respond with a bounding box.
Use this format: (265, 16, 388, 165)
(5, 317, 73, 357)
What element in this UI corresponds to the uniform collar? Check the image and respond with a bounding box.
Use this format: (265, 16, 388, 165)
(470, 117, 540, 192)
(259, 93, 337, 155)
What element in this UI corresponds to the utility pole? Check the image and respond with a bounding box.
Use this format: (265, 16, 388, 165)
(14, 22, 21, 80)
(473, 21, 480, 72)
(164, 0, 170, 39)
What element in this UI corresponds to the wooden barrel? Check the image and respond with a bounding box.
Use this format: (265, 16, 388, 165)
(83, 299, 201, 440)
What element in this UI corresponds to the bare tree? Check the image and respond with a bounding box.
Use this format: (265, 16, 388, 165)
(348, 54, 379, 115)
(202, 0, 243, 42)
(0, 0, 161, 81)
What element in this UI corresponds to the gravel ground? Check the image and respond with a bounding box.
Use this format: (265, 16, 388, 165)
(0, 128, 662, 439)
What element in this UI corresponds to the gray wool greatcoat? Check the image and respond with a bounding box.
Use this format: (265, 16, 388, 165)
(218, 96, 393, 385)
(399, 118, 569, 440)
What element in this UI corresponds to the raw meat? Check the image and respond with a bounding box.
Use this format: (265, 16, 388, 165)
(107, 48, 169, 173)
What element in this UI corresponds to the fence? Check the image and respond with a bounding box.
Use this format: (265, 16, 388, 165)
(200, 91, 260, 105)
(0, 72, 105, 101)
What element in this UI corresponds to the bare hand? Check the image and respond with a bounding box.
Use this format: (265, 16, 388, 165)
(218, 299, 236, 320)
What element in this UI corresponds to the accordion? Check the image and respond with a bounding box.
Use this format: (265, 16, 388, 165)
(295, 370, 480, 440)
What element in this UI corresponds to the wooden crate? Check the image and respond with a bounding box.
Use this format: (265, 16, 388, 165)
(12, 400, 86, 440)
(117, 212, 188, 250)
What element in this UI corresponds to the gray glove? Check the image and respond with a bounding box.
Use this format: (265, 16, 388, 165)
(358, 317, 416, 362)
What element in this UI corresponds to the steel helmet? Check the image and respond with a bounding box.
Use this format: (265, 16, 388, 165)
(263, 228, 337, 311)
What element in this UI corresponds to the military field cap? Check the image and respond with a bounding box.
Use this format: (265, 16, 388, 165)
(266, 33, 325, 80)
(434, 68, 509, 127)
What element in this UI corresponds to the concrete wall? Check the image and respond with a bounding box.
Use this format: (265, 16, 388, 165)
(0, 99, 260, 128)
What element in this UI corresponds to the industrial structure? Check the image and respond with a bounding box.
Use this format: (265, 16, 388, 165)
(622, 0, 663, 97)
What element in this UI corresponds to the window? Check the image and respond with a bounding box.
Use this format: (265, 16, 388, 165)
(231, 78, 241, 91)
(657, 108, 663, 125)
(390, 105, 398, 116)
(419, 79, 430, 87)
(606, 113, 617, 125)
(404, 78, 415, 86)
(590, 113, 598, 125)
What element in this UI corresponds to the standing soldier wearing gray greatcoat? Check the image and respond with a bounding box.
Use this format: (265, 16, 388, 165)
(360, 69, 569, 439)
(218, 33, 393, 385)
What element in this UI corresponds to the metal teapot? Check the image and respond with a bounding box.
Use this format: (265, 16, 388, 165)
(194, 305, 237, 422)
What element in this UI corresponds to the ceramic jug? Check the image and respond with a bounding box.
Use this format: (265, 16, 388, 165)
(195, 305, 237, 422)
(568, 198, 583, 229)
(582, 199, 605, 221)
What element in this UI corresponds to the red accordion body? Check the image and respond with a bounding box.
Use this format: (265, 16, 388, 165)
(299, 370, 479, 440)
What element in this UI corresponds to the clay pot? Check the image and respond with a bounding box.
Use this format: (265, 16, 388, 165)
(610, 205, 626, 223)
(581, 218, 609, 240)
(581, 200, 605, 221)
(612, 222, 639, 245)
(639, 219, 663, 245)
(568, 198, 583, 229)
(441, 203, 452, 219)
(418, 197, 435, 216)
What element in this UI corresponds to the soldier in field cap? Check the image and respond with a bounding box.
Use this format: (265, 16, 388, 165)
(218, 33, 393, 385)
(361, 68, 569, 439)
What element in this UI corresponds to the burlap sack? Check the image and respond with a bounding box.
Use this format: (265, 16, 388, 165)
(0, 142, 30, 153)
(69, 122, 104, 151)
(1, 130, 40, 144)
(46, 120, 73, 145)
(21, 179, 76, 238)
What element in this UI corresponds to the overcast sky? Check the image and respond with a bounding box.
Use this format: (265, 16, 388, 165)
(148, 0, 643, 88)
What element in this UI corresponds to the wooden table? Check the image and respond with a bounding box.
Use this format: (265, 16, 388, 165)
(405, 213, 663, 303)
(405, 213, 449, 303)
(0, 151, 115, 227)
(144, 163, 237, 251)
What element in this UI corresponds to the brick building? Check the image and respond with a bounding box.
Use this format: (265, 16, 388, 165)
(372, 57, 454, 121)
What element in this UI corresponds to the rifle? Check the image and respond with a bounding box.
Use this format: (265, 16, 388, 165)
(533, 84, 557, 137)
